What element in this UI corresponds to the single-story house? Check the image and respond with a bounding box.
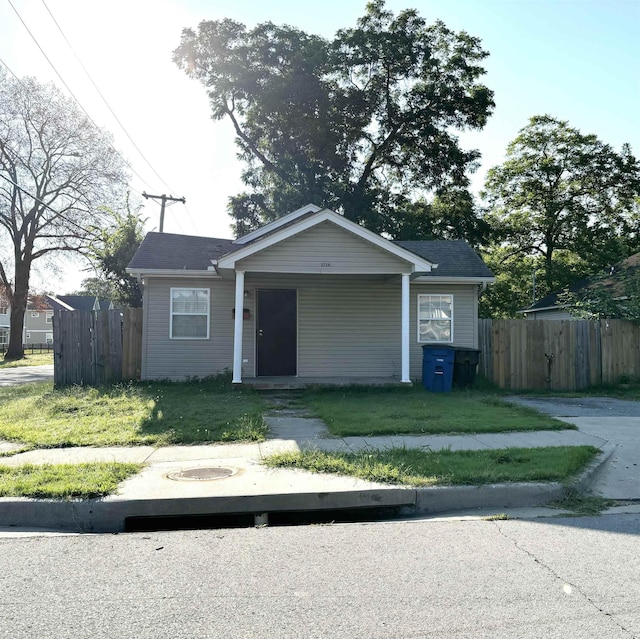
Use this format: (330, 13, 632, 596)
(521, 253, 640, 320)
(127, 204, 495, 384)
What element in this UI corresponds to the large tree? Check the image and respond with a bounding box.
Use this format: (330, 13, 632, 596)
(173, 0, 494, 238)
(484, 115, 640, 294)
(0, 72, 128, 360)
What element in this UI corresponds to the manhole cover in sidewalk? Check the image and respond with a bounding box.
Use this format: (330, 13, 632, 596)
(165, 467, 238, 481)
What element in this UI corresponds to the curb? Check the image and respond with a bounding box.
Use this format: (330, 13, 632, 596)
(0, 445, 615, 533)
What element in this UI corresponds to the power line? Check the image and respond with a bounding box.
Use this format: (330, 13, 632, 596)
(40, 0, 178, 196)
(6, 0, 157, 195)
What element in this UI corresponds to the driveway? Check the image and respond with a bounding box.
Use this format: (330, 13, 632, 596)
(506, 396, 640, 500)
(0, 364, 54, 387)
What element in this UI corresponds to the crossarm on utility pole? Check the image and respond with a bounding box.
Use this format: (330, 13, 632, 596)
(142, 192, 186, 232)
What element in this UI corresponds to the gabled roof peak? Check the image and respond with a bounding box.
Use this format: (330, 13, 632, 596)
(233, 203, 323, 245)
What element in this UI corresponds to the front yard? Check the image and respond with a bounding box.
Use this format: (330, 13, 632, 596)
(300, 385, 573, 436)
(0, 379, 609, 499)
(0, 377, 267, 449)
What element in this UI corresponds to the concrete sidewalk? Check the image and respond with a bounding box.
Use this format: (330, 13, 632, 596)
(0, 410, 617, 533)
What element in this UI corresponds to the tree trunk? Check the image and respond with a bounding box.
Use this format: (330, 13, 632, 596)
(4, 261, 29, 361)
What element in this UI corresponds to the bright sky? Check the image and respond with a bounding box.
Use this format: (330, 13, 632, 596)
(1, 0, 639, 293)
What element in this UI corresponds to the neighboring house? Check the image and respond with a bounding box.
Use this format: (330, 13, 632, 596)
(127, 204, 495, 384)
(23, 295, 55, 345)
(0, 293, 9, 349)
(521, 253, 640, 320)
(1, 294, 115, 347)
(47, 295, 115, 312)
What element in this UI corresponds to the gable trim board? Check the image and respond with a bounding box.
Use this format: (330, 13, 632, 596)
(128, 206, 494, 383)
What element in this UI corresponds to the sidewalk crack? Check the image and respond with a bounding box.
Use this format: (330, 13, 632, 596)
(492, 522, 635, 636)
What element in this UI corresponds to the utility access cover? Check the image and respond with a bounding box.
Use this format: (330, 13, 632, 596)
(166, 467, 238, 481)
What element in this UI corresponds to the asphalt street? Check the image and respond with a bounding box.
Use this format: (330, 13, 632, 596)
(0, 364, 54, 386)
(1, 513, 639, 638)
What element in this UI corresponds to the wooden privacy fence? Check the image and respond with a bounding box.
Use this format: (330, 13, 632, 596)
(478, 319, 640, 390)
(53, 308, 142, 387)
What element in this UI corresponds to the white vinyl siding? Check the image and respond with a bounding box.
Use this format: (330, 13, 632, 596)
(170, 288, 210, 339)
(417, 294, 453, 343)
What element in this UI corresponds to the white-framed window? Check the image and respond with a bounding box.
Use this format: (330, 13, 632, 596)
(46, 312, 53, 323)
(46, 333, 53, 344)
(0, 329, 7, 345)
(170, 288, 210, 339)
(417, 294, 453, 343)
(0, 306, 7, 315)
(31, 311, 39, 318)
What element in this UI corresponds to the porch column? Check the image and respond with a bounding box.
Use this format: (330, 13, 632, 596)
(401, 272, 411, 383)
(232, 270, 245, 384)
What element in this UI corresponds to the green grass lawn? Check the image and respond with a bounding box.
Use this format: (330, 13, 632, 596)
(0, 377, 267, 448)
(265, 445, 600, 487)
(0, 352, 53, 368)
(0, 461, 142, 499)
(300, 386, 573, 436)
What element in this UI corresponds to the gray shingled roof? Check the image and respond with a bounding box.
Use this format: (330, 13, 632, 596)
(128, 231, 493, 279)
(128, 232, 236, 271)
(395, 240, 494, 278)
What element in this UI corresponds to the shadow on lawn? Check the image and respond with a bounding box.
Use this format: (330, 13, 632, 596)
(132, 375, 268, 444)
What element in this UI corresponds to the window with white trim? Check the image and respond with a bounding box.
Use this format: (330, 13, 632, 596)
(46, 333, 53, 344)
(25, 332, 31, 339)
(46, 312, 53, 323)
(0, 306, 7, 315)
(170, 288, 210, 339)
(0, 329, 7, 345)
(417, 294, 453, 342)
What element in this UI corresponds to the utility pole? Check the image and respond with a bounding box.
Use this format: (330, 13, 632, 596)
(142, 192, 186, 232)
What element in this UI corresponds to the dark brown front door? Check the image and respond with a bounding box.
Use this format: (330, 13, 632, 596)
(256, 289, 297, 376)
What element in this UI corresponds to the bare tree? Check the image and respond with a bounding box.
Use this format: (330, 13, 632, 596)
(0, 71, 128, 360)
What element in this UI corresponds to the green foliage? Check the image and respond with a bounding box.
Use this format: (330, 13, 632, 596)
(301, 385, 572, 437)
(558, 256, 640, 322)
(174, 1, 494, 240)
(87, 200, 145, 307)
(484, 115, 640, 297)
(265, 445, 599, 487)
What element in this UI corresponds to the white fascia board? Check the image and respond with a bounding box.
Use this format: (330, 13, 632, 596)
(520, 304, 569, 313)
(45, 294, 75, 311)
(218, 208, 435, 272)
(411, 276, 496, 284)
(233, 203, 323, 245)
(125, 268, 222, 279)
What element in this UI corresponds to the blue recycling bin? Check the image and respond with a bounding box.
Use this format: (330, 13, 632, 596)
(422, 345, 455, 392)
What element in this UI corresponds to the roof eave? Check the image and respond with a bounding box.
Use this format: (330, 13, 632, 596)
(412, 276, 496, 284)
(126, 268, 222, 279)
